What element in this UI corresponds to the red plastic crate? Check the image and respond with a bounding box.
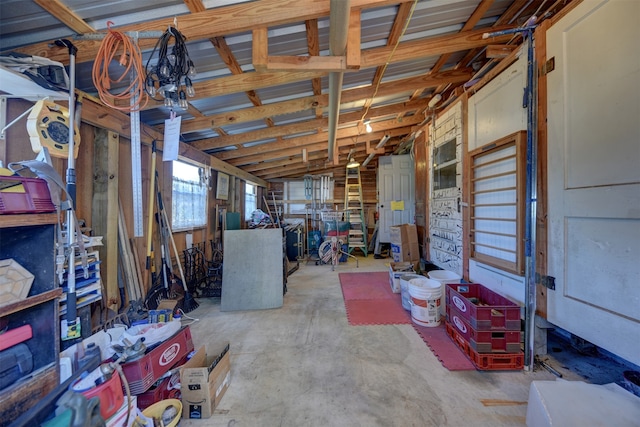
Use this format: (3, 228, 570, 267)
(0, 176, 55, 214)
(136, 370, 182, 410)
(447, 305, 521, 353)
(445, 283, 520, 330)
(120, 325, 194, 395)
(446, 321, 523, 370)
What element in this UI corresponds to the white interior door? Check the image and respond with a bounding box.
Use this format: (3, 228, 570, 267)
(377, 154, 415, 243)
(546, 0, 640, 365)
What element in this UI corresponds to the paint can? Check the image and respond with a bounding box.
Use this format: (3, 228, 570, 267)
(408, 277, 442, 327)
(427, 270, 461, 316)
(400, 273, 422, 311)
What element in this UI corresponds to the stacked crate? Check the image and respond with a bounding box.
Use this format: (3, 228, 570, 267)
(445, 283, 524, 370)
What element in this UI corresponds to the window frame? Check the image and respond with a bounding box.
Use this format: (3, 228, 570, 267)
(468, 131, 526, 275)
(171, 159, 209, 231)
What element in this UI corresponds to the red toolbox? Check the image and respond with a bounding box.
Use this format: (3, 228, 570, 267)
(446, 322, 523, 370)
(120, 325, 194, 395)
(447, 305, 521, 353)
(445, 283, 520, 330)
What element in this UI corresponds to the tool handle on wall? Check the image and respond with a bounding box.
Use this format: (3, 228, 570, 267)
(145, 141, 157, 273)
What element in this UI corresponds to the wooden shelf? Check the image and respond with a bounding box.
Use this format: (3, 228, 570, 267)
(0, 213, 58, 228)
(0, 288, 62, 318)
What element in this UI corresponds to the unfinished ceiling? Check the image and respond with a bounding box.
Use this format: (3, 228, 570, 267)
(0, 0, 571, 181)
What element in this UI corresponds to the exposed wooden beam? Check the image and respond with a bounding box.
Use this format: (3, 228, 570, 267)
(264, 55, 349, 72)
(224, 127, 408, 165)
(219, 120, 417, 165)
(486, 44, 518, 58)
(183, 0, 206, 13)
(361, 25, 514, 68)
(306, 18, 324, 118)
(252, 28, 269, 72)
(18, 0, 413, 64)
(135, 26, 508, 110)
(178, 96, 322, 133)
(346, 9, 361, 70)
(193, 118, 327, 151)
(368, 1, 415, 104)
(191, 99, 427, 151)
(170, 68, 470, 134)
(33, 0, 95, 35)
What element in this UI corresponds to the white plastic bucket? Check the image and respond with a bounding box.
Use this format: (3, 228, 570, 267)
(400, 273, 422, 311)
(408, 278, 442, 327)
(427, 270, 461, 316)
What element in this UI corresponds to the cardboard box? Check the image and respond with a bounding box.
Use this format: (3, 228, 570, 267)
(389, 224, 420, 263)
(120, 325, 194, 395)
(180, 344, 231, 419)
(389, 224, 418, 246)
(388, 262, 415, 293)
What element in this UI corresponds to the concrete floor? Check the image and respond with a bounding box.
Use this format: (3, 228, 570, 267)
(179, 255, 617, 427)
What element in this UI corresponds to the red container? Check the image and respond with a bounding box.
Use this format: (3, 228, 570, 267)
(446, 321, 523, 370)
(447, 305, 521, 353)
(75, 368, 124, 421)
(136, 373, 182, 410)
(120, 325, 194, 395)
(0, 176, 55, 214)
(445, 283, 520, 330)
(136, 354, 187, 409)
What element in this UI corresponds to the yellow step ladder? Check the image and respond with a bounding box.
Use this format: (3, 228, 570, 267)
(344, 164, 367, 256)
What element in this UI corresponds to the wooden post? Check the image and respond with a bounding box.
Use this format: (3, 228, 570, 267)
(92, 129, 119, 315)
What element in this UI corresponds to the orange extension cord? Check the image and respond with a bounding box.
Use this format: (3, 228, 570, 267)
(92, 22, 147, 111)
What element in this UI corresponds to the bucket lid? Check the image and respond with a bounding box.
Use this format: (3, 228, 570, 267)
(427, 270, 461, 282)
(408, 277, 441, 291)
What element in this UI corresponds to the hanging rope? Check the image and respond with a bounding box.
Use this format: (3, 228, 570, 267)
(92, 21, 147, 111)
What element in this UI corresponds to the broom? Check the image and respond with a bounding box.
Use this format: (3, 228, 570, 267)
(155, 175, 199, 313)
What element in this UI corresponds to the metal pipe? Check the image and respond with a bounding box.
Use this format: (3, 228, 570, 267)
(327, 0, 351, 162)
(524, 29, 538, 372)
(55, 39, 79, 331)
(485, 25, 538, 371)
(362, 134, 390, 167)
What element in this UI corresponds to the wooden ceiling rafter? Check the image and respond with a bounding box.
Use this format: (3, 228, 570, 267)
(134, 25, 512, 111)
(406, 0, 495, 111)
(221, 121, 416, 166)
(33, 0, 96, 35)
(305, 18, 324, 119)
(191, 99, 427, 151)
(157, 68, 472, 136)
(365, 1, 415, 113)
(18, 0, 415, 64)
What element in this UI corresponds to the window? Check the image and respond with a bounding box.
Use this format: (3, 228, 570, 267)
(172, 160, 207, 230)
(433, 138, 457, 190)
(245, 182, 257, 221)
(469, 131, 526, 275)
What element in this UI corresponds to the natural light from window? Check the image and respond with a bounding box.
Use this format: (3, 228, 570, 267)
(172, 160, 207, 230)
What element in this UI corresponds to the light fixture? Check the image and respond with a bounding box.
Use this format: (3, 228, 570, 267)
(428, 93, 442, 109)
(145, 26, 196, 110)
(376, 134, 390, 149)
(365, 121, 373, 133)
(347, 157, 360, 168)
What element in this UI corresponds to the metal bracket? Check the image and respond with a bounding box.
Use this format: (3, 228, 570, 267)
(535, 272, 556, 290)
(0, 96, 6, 141)
(540, 57, 555, 76)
